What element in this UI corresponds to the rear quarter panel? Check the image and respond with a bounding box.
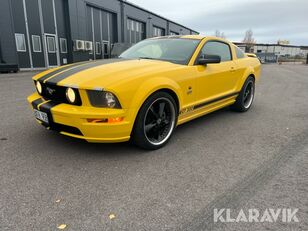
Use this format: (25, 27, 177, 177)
(234, 57, 261, 92)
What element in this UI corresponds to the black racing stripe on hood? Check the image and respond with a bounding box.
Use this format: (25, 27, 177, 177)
(39, 101, 61, 111)
(38, 101, 61, 127)
(46, 59, 125, 85)
(38, 62, 86, 82)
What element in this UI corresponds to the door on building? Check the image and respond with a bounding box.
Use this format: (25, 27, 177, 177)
(45, 34, 59, 67)
(102, 41, 110, 59)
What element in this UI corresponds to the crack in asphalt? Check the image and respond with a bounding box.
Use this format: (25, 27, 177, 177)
(179, 129, 308, 231)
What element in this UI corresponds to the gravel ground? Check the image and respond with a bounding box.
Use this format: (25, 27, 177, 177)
(0, 64, 307, 230)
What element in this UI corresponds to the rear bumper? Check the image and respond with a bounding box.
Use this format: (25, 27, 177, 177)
(27, 92, 134, 143)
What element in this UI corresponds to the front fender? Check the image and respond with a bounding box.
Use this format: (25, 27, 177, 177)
(129, 77, 183, 119)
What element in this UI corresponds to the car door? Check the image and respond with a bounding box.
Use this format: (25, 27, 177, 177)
(194, 40, 238, 105)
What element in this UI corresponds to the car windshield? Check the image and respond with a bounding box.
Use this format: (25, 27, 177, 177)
(119, 38, 200, 65)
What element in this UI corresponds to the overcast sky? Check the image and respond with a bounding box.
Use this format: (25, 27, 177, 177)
(131, 0, 308, 45)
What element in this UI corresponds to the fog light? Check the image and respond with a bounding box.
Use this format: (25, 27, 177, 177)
(86, 117, 123, 123)
(87, 118, 108, 123)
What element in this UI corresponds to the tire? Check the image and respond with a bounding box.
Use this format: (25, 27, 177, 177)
(132, 91, 178, 150)
(231, 76, 255, 112)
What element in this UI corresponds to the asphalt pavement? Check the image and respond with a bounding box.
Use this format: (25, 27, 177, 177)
(0, 64, 307, 230)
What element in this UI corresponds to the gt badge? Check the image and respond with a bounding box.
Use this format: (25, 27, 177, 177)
(180, 106, 194, 115)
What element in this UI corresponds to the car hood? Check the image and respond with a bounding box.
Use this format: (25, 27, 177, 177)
(39, 59, 184, 89)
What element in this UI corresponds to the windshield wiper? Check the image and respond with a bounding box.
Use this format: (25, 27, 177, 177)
(138, 57, 155, 60)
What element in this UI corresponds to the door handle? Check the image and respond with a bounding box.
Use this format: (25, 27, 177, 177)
(230, 67, 236, 72)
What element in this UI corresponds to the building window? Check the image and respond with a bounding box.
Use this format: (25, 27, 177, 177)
(127, 18, 146, 44)
(15, 33, 26, 52)
(96, 42, 101, 54)
(46, 36, 56, 53)
(32, 35, 42, 52)
(170, 31, 179, 36)
(153, 26, 165, 37)
(60, 38, 67, 53)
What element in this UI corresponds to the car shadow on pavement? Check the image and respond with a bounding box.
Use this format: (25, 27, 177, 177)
(28, 105, 253, 161)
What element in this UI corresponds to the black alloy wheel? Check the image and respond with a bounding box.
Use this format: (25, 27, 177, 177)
(132, 92, 177, 150)
(231, 76, 255, 112)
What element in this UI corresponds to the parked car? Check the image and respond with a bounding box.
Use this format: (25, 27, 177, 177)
(27, 35, 261, 149)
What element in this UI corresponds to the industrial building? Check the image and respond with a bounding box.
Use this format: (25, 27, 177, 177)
(235, 42, 308, 57)
(0, 0, 198, 70)
(234, 42, 308, 63)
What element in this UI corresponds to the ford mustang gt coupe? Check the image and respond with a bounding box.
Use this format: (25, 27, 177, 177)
(27, 35, 261, 149)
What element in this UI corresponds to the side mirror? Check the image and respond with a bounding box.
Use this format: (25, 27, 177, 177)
(197, 54, 221, 65)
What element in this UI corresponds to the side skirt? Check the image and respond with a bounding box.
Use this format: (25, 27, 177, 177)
(177, 93, 238, 125)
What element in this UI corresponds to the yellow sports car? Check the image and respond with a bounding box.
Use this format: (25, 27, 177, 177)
(27, 35, 261, 149)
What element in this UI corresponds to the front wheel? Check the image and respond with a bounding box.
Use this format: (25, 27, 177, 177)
(132, 92, 177, 150)
(231, 76, 255, 112)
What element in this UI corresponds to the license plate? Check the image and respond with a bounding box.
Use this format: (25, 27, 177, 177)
(34, 109, 49, 124)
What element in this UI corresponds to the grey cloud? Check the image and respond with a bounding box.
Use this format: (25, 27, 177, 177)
(186, 0, 308, 44)
(132, 0, 308, 45)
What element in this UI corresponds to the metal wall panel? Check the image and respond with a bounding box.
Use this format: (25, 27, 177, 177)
(169, 22, 192, 35)
(55, 0, 69, 65)
(0, 0, 18, 65)
(11, 0, 31, 68)
(93, 8, 102, 59)
(41, 0, 55, 34)
(26, 0, 45, 67)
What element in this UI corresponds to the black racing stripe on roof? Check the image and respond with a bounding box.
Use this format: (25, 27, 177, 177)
(45, 59, 125, 85)
(38, 62, 86, 82)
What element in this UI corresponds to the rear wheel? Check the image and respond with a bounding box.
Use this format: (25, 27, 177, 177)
(231, 76, 255, 112)
(132, 92, 177, 150)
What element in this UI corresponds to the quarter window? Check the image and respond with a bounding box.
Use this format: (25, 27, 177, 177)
(201, 41, 232, 62)
(235, 46, 245, 59)
(15, 33, 26, 52)
(60, 38, 67, 53)
(32, 35, 42, 52)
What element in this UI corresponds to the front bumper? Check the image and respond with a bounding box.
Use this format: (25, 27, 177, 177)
(27, 92, 134, 143)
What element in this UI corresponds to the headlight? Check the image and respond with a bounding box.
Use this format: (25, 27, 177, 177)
(66, 87, 76, 104)
(87, 90, 121, 108)
(36, 81, 42, 94)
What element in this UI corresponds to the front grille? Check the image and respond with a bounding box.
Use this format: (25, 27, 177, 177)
(38, 82, 82, 106)
(52, 122, 83, 136)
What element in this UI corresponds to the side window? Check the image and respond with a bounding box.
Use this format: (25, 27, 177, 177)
(235, 46, 245, 59)
(201, 41, 232, 62)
